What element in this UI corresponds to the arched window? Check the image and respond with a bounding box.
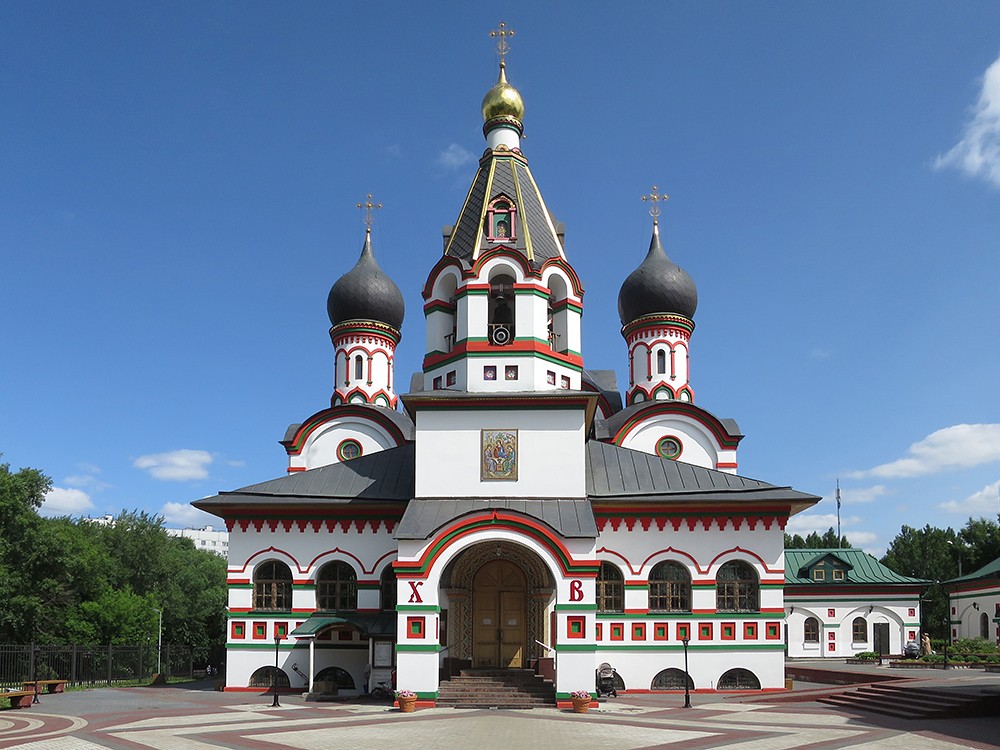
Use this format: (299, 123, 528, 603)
(354, 355, 364, 381)
(315, 666, 356, 690)
(380, 566, 396, 612)
(651, 668, 693, 690)
(716, 560, 759, 612)
(249, 666, 289, 688)
(981, 612, 990, 639)
(649, 561, 691, 612)
(656, 349, 666, 374)
(317, 561, 357, 611)
(488, 272, 516, 346)
(852, 616, 867, 643)
(804, 616, 820, 643)
(596, 562, 623, 613)
(253, 560, 292, 611)
(717, 668, 760, 690)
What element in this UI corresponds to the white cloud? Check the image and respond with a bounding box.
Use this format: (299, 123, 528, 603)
(161, 501, 218, 527)
(437, 143, 473, 170)
(133, 449, 213, 481)
(840, 484, 890, 504)
(848, 424, 1000, 479)
(939, 479, 1000, 515)
(933, 53, 1000, 187)
(40, 487, 95, 517)
(809, 347, 833, 359)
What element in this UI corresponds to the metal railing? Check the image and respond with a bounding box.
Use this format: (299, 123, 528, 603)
(0, 644, 193, 689)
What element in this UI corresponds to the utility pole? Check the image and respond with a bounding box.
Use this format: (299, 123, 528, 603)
(836, 479, 842, 548)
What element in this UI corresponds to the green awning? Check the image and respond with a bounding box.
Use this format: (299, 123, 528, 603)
(290, 612, 396, 638)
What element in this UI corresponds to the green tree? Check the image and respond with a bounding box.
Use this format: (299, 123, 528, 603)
(784, 527, 852, 549)
(957, 518, 1000, 574)
(881, 524, 958, 638)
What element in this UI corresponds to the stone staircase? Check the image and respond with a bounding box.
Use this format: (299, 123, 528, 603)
(437, 668, 556, 709)
(819, 682, 1000, 719)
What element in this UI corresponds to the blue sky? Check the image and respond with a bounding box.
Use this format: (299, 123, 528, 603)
(3, 2, 999, 555)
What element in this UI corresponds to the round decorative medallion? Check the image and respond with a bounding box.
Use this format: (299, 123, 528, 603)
(337, 439, 363, 462)
(656, 436, 683, 460)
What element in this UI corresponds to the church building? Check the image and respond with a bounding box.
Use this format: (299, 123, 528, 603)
(194, 35, 819, 705)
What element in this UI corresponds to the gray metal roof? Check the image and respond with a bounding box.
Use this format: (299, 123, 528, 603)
(395, 498, 598, 540)
(586, 441, 819, 511)
(192, 444, 414, 512)
(443, 151, 564, 269)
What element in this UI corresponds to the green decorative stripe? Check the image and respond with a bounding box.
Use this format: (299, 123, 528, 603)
(554, 603, 596, 611)
(692, 585, 714, 590)
(414, 691, 438, 700)
(455, 287, 489, 299)
(624, 585, 646, 591)
(556, 692, 594, 700)
(553, 644, 598, 652)
(395, 644, 442, 653)
(396, 604, 441, 613)
(229, 584, 253, 590)
(760, 584, 784, 590)
(788, 596, 916, 603)
(292, 584, 313, 590)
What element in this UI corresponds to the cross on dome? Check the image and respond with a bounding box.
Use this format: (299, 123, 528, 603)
(642, 185, 669, 226)
(357, 193, 383, 230)
(489, 21, 516, 66)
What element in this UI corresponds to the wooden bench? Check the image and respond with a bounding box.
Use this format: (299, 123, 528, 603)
(1, 691, 35, 709)
(22, 679, 68, 694)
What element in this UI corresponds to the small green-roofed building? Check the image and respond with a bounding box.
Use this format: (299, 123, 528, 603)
(942, 554, 1000, 644)
(784, 549, 928, 658)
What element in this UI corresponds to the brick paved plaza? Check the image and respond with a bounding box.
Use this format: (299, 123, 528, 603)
(2, 672, 999, 750)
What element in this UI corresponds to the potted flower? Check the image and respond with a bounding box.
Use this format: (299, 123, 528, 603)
(395, 689, 418, 713)
(569, 689, 593, 713)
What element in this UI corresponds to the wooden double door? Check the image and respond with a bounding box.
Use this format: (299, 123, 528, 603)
(472, 560, 526, 668)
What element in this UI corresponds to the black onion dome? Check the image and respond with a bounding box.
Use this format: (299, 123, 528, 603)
(617, 225, 698, 325)
(327, 230, 405, 329)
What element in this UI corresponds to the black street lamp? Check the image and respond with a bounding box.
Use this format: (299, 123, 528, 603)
(271, 635, 282, 707)
(32, 646, 40, 705)
(681, 637, 692, 708)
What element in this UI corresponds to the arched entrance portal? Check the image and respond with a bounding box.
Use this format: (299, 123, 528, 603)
(440, 541, 555, 669)
(473, 560, 526, 667)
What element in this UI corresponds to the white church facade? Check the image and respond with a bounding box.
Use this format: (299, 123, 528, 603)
(194, 44, 819, 706)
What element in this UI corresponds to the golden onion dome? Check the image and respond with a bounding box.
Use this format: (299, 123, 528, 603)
(481, 62, 524, 122)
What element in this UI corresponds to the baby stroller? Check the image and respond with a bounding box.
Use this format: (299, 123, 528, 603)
(596, 662, 618, 698)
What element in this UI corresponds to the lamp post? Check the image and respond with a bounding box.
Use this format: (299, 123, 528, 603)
(32, 645, 40, 704)
(153, 608, 163, 676)
(947, 540, 963, 577)
(682, 636, 692, 708)
(271, 635, 282, 708)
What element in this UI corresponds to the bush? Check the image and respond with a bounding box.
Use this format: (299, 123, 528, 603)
(951, 638, 999, 655)
(853, 652, 879, 661)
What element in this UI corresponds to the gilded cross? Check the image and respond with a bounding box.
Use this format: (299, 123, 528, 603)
(489, 21, 516, 65)
(357, 194, 382, 229)
(642, 185, 669, 225)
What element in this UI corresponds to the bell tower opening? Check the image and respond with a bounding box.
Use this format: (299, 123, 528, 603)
(488, 272, 516, 346)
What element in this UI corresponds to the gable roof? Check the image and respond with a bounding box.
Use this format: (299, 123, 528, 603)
(784, 548, 928, 585)
(192, 444, 414, 513)
(586, 441, 819, 512)
(943, 554, 1000, 586)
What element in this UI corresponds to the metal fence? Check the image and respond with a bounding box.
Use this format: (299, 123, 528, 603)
(0, 644, 193, 689)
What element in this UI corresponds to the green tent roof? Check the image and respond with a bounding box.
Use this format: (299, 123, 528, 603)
(784, 548, 928, 585)
(290, 612, 396, 638)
